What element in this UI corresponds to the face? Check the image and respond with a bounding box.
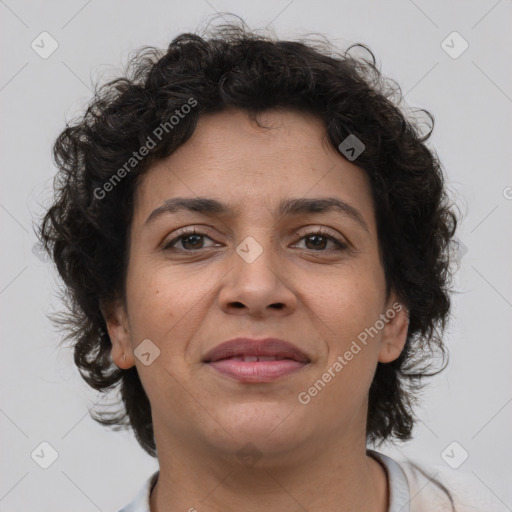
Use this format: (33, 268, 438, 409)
(106, 108, 408, 463)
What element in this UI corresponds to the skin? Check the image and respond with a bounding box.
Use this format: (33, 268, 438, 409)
(104, 108, 409, 512)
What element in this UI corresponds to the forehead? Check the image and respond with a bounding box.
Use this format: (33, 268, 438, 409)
(167, 108, 337, 174)
(132, 108, 375, 228)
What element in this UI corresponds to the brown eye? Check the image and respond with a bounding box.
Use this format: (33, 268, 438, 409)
(293, 229, 347, 252)
(177, 233, 206, 250)
(304, 234, 330, 250)
(163, 229, 217, 251)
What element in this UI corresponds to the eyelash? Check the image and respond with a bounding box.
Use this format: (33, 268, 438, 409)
(162, 227, 348, 253)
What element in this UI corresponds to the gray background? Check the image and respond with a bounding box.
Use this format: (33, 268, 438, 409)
(1, 0, 511, 510)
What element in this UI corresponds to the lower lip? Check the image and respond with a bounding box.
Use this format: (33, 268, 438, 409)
(207, 359, 308, 382)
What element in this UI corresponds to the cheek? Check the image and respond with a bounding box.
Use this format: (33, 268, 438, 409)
(302, 279, 382, 414)
(309, 268, 385, 338)
(305, 265, 385, 393)
(125, 262, 213, 359)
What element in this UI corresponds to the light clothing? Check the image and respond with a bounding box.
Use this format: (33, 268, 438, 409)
(118, 449, 490, 511)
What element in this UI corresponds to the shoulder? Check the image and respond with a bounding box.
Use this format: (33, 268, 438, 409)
(384, 453, 494, 512)
(117, 470, 159, 512)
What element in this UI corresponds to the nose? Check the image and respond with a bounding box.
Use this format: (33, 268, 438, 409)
(217, 240, 297, 318)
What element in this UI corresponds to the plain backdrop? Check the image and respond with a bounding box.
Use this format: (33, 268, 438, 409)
(1, 0, 511, 510)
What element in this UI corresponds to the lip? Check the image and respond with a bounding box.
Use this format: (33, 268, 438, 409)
(203, 337, 311, 383)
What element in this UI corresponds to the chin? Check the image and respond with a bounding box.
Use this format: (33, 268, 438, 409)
(210, 402, 305, 451)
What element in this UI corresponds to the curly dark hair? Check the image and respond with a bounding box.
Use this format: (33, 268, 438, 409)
(37, 20, 459, 459)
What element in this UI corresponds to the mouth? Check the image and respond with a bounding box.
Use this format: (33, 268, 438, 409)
(203, 337, 311, 383)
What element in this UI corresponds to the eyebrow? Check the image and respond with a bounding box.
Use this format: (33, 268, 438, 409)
(144, 196, 370, 233)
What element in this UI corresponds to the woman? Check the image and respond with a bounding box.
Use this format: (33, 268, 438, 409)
(38, 21, 484, 512)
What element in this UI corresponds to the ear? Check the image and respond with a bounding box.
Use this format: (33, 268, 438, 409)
(378, 292, 409, 364)
(100, 298, 135, 369)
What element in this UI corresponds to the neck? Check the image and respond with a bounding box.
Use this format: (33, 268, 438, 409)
(149, 430, 388, 512)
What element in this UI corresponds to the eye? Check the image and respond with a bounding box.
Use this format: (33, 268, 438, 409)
(163, 228, 218, 252)
(292, 228, 348, 252)
(162, 227, 348, 253)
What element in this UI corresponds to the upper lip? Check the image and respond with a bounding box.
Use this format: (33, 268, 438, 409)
(203, 337, 310, 363)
